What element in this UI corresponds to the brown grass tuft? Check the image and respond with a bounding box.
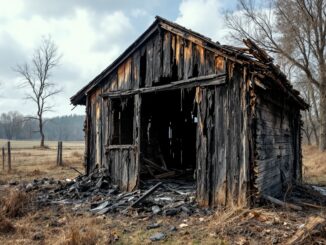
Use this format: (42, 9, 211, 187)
(1, 189, 31, 218)
(60, 225, 98, 245)
(0, 214, 15, 234)
(71, 151, 82, 159)
(27, 169, 46, 176)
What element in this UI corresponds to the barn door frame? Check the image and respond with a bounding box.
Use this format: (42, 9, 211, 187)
(106, 94, 141, 191)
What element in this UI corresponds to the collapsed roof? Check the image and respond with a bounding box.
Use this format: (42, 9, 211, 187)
(71, 16, 308, 109)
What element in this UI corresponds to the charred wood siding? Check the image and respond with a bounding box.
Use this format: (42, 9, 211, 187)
(96, 29, 224, 94)
(196, 65, 249, 207)
(253, 89, 302, 197)
(86, 89, 102, 173)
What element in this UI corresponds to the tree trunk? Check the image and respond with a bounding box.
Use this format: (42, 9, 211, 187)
(39, 116, 45, 148)
(319, 82, 326, 151)
(307, 109, 319, 146)
(303, 111, 312, 145)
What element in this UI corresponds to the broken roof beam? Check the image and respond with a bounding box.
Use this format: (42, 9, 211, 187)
(101, 74, 226, 98)
(160, 22, 269, 68)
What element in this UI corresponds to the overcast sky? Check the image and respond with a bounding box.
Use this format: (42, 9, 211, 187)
(0, 0, 237, 117)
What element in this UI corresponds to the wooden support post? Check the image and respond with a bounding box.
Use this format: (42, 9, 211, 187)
(2, 147, 4, 170)
(57, 141, 63, 166)
(7, 141, 11, 172)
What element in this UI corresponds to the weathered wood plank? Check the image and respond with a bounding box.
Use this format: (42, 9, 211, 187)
(153, 34, 162, 84)
(162, 31, 171, 78)
(184, 40, 193, 79)
(204, 50, 215, 75)
(226, 63, 241, 207)
(263, 195, 302, 211)
(176, 36, 184, 80)
(132, 51, 140, 89)
(145, 40, 154, 87)
(211, 85, 227, 206)
(196, 87, 209, 206)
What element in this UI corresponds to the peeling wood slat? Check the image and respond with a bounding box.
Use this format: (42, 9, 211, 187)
(145, 40, 154, 87)
(176, 35, 184, 80)
(184, 40, 193, 79)
(162, 31, 171, 78)
(159, 23, 262, 67)
(153, 34, 162, 84)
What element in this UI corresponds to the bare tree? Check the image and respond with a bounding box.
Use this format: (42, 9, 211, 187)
(226, 0, 326, 150)
(15, 37, 61, 147)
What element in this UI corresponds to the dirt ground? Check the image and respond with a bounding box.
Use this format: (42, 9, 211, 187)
(0, 141, 325, 244)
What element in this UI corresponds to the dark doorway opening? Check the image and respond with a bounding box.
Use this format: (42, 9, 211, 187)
(110, 96, 134, 145)
(140, 88, 197, 181)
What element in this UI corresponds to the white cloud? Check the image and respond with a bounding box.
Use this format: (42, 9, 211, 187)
(131, 9, 148, 18)
(175, 0, 228, 42)
(0, 3, 134, 116)
(0, 0, 24, 20)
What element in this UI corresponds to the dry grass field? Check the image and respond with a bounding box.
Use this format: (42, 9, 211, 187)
(0, 140, 84, 183)
(0, 141, 325, 244)
(303, 145, 326, 185)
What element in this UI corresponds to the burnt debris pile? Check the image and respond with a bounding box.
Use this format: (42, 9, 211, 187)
(32, 168, 201, 216)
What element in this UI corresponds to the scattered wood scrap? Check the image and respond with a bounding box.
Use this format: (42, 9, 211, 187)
(69, 166, 83, 175)
(130, 182, 162, 208)
(142, 157, 178, 179)
(298, 201, 324, 209)
(262, 195, 302, 211)
(155, 171, 176, 179)
(286, 216, 325, 244)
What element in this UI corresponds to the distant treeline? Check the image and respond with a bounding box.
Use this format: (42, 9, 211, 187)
(0, 111, 85, 141)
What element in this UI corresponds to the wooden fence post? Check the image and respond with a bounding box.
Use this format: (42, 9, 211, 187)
(57, 141, 63, 166)
(7, 141, 11, 172)
(2, 147, 5, 171)
(56, 141, 59, 165)
(60, 141, 63, 166)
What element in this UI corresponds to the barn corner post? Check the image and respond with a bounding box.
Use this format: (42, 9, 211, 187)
(195, 86, 209, 207)
(84, 95, 90, 175)
(238, 66, 253, 207)
(131, 93, 141, 191)
(247, 71, 258, 207)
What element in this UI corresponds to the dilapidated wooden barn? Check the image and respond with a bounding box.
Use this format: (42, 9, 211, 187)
(71, 16, 308, 207)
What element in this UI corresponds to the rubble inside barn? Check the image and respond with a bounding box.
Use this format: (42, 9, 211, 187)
(23, 168, 210, 217)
